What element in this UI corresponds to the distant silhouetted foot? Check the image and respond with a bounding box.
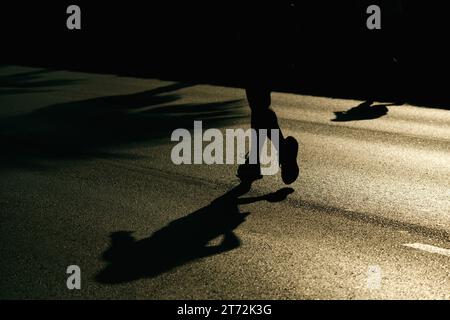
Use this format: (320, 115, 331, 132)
(280, 136, 299, 185)
(237, 161, 262, 183)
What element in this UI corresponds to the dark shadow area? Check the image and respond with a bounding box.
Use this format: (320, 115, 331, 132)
(96, 182, 294, 284)
(0, 80, 246, 170)
(332, 101, 403, 122)
(3, 1, 448, 110)
(0, 68, 81, 95)
(2, 1, 450, 131)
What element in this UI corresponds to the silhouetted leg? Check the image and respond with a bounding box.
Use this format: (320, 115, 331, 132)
(237, 5, 299, 184)
(237, 85, 274, 182)
(238, 84, 299, 185)
(247, 85, 285, 144)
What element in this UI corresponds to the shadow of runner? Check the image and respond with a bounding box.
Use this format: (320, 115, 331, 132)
(96, 182, 294, 284)
(0, 82, 245, 170)
(332, 101, 404, 122)
(0, 68, 82, 95)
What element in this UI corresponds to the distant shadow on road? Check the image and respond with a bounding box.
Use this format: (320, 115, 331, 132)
(332, 101, 404, 122)
(96, 183, 294, 284)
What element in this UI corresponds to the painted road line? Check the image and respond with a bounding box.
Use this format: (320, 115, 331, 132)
(403, 243, 450, 257)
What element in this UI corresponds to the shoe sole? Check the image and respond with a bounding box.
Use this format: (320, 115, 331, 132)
(281, 136, 299, 185)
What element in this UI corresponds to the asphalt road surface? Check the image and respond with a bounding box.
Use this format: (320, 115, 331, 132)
(0, 65, 449, 299)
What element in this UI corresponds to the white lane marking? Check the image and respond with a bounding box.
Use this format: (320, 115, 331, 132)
(403, 243, 450, 257)
(367, 265, 382, 290)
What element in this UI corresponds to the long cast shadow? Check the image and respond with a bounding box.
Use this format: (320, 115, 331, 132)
(0, 81, 245, 170)
(96, 182, 294, 284)
(0, 68, 81, 95)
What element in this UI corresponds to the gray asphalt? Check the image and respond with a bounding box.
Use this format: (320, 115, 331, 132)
(0, 65, 449, 299)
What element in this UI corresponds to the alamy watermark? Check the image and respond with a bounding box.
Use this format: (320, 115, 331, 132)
(66, 5, 81, 30)
(66, 265, 81, 290)
(65, 4, 382, 31)
(367, 265, 382, 290)
(171, 121, 280, 176)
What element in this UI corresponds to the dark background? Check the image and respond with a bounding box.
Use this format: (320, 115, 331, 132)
(2, 1, 450, 104)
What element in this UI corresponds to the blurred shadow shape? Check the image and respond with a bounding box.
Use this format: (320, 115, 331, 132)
(0, 69, 81, 95)
(332, 100, 403, 122)
(96, 183, 295, 284)
(0, 82, 245, 170)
